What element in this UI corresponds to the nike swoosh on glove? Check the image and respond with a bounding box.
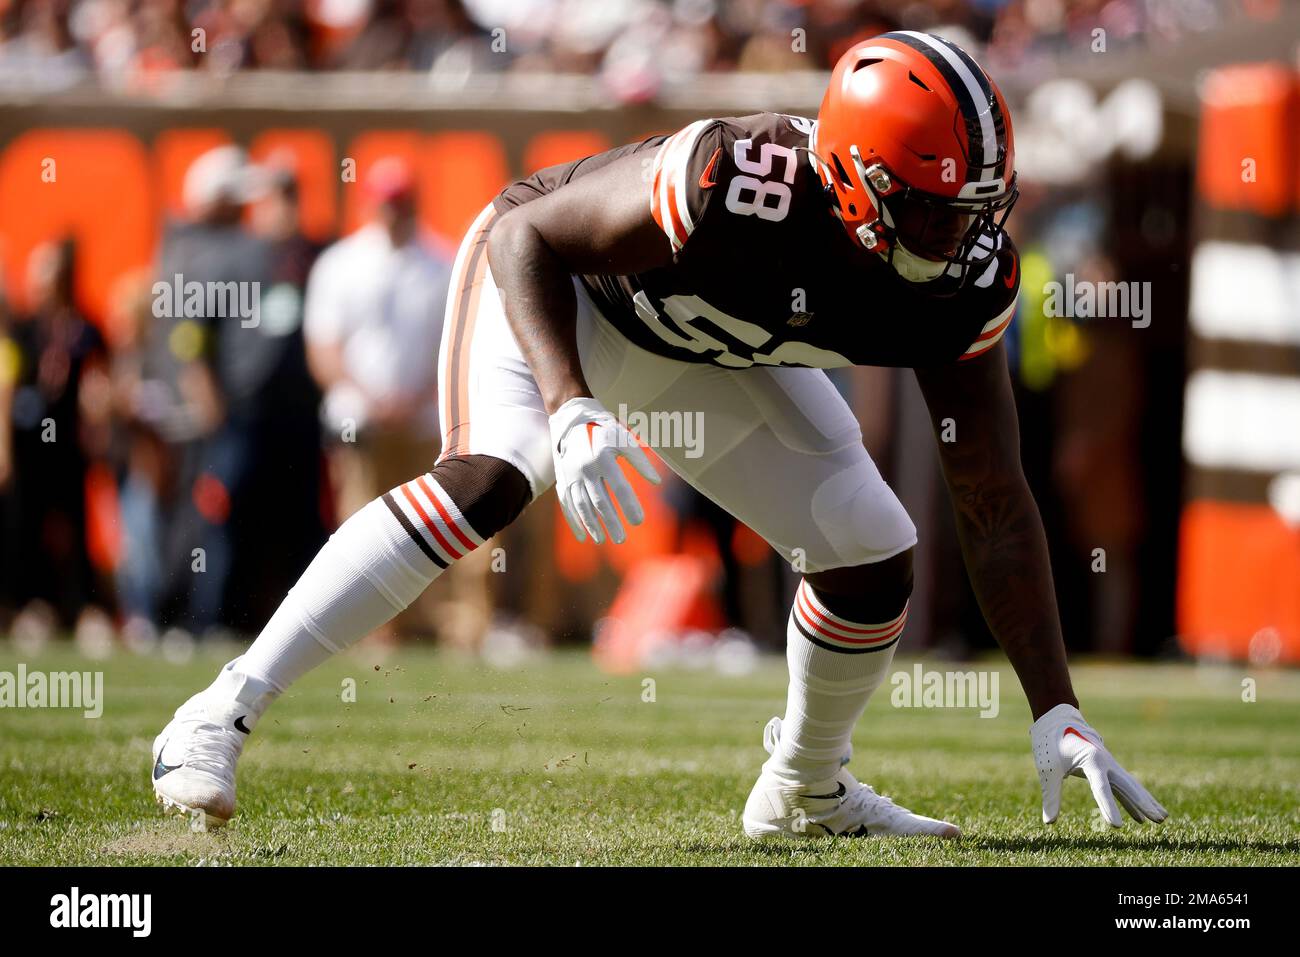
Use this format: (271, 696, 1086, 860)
(1030, 703, 1168, 827)
(549, 396, 660, 545)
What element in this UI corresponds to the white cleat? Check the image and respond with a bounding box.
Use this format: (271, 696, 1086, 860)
(151, 659, 273, 828)
(742, 716, 962, 840)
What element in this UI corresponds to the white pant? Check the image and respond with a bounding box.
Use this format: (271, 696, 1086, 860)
(437, 206, 916, 573)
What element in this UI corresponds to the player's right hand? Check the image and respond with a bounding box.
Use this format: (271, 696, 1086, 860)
(1030, 704, 1168, 827)
(548, 396, 660, 545)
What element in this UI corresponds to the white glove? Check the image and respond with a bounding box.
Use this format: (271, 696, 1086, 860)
(549, 396, 660, 545)
(1030, 703, 1168, 827)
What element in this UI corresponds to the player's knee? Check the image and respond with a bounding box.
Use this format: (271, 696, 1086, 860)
(428, 454, 532, 541)
(808, 464, 917, 570)
(805, 547, 914, 622)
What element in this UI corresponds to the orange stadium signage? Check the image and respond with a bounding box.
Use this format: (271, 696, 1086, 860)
(0, 123, 641, 325)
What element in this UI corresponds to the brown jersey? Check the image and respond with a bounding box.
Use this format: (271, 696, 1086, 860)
(493, 112, 1018, 369)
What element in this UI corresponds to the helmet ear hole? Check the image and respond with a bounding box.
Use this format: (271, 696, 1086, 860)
(831, 153, 854, 190)
(847, 203, 857, 216)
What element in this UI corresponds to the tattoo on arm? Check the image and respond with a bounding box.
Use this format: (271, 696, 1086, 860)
(915, 347, 1078, 719)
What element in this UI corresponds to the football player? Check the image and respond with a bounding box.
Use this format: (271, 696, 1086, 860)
(153, 32, 1167, 838)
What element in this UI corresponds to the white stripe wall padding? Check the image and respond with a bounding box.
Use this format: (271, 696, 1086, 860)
(1183, 370, 1300, 472)
(1189, 241, 1300, 345)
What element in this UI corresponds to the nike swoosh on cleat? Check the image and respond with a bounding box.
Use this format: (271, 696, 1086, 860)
(234, 715, 252, 735)
(153, 744, 182, 780)
(802, 782, 847, 801)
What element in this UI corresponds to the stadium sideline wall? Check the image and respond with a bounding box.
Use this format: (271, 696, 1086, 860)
(1179, 63, 1300, 663)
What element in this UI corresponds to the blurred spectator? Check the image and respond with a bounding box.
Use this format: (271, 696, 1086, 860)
(233, 160, 328, 625)
(0, 239, 107, 636)
(151, 144, 278, 637)
(303, 155, 449, 639)
(192, 0, 310, 74)
(105, 157, 329, 642)
(106, 270, 172, 643)
(0, 0, 1268, 85)
(337, 0, 503, 73)
(736, 1, 810, 72)
(0, 0, 89, 88)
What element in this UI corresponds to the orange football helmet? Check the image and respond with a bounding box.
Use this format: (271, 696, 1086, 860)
(811, 31, 1018, 288)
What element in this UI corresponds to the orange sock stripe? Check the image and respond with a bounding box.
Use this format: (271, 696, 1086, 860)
(419, 475, 477, 552)
(399, 483, 462, 561)
(795, 589, 907, 646)
(797, 582, 906, 634)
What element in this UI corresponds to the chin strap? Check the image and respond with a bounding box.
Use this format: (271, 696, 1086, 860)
(889, 244, 949, 283)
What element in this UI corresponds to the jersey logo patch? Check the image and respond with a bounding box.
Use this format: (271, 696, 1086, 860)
(1002, 253, 1018, 289)
(698, 147, 723, 189)
(787, 312, 813, 328)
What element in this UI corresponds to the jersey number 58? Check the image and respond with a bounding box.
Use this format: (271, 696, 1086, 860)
(724, 139, 797, 223)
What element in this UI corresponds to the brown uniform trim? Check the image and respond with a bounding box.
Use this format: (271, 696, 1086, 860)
(439, 205, 497, 458)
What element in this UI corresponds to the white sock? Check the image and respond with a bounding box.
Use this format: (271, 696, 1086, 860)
(768, 579, 907, 784)
(233, 474, 482, 694)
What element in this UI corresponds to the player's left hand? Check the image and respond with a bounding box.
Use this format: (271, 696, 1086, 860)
(549, 396, 661, 545)
(1030, 703, 1168, 827)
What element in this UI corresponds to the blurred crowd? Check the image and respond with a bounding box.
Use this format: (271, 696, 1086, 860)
(0, 140, 793, 659)
(0, 146, 466, 651)
(0, 0, 1273, 92)
(0, 137, 1191, 663)
(0, 0, 1216, 659)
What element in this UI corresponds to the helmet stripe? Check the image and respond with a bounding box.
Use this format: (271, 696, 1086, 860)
(928, 33, 1009, 180)
(883, 31, 1002, 179)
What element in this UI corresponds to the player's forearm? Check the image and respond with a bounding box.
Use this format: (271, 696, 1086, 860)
(487, 213, 592, 415)
(948, 475, 1078, 720)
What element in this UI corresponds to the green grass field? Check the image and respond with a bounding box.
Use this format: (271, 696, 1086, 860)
(1, 643, 1297, 866)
